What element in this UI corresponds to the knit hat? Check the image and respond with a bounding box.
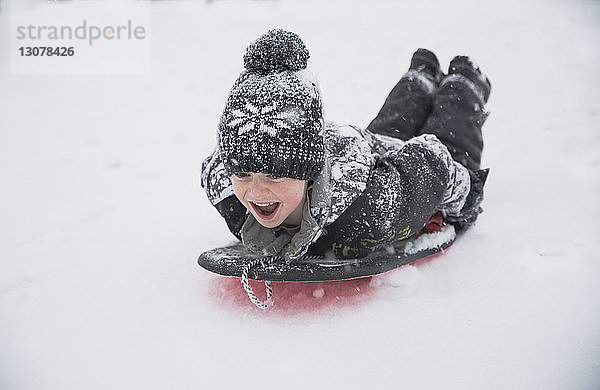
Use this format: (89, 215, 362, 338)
(217, 29, 324, 180)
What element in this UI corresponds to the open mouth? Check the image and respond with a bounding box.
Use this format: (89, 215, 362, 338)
(250, 201, 280, 220)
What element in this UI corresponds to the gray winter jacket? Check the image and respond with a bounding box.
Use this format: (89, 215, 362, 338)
(201, 120, 472, 261)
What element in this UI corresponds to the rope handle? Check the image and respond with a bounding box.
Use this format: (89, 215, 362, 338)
(241, 258, 276, 310)
(239, 253, 334, 310)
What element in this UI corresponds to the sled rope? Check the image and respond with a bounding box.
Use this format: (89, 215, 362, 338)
(241, 257, 278, 310)
(240, 254, 328, 310)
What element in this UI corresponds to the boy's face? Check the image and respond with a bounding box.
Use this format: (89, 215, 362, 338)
(232, 172, 307, 228)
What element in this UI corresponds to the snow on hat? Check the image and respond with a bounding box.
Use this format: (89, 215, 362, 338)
(218, 29, 324, 180)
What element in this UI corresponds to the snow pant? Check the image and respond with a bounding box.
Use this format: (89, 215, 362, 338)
(366, 74, 488, 172)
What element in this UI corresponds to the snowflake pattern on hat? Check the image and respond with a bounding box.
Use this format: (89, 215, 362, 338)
(227, 101, 304, 137)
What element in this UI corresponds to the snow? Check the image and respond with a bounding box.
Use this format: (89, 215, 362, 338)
(1, 0, 599, 389)
(404, 224, 455, 255)
(312, 288, 325, 299)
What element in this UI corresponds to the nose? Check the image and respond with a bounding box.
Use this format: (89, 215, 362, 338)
(248, 176, 270, 198)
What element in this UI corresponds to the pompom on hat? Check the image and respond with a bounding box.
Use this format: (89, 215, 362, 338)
(218, 29, 324, 180)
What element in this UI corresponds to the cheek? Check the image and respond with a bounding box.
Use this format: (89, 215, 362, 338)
(232, 182, 246, 203)
(276, 185, 304, 206)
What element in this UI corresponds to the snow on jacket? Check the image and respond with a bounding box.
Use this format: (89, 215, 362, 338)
(200, 120, 472, 260)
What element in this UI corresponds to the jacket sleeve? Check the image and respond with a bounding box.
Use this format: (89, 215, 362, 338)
(446, 167, 489, 230)
(308, 134, 471, 259)
(404, 134, 471, 217)
(200, 147, 247, 241)
(353, 127, 471, 217)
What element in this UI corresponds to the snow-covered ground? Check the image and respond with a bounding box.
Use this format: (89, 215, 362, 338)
(1, 0, 599, 389)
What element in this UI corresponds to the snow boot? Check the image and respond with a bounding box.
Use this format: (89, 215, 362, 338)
(447, 56, 492, 103)
(409, 48, 444, 85)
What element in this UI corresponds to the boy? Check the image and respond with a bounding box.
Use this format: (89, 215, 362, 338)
(201, 29, 490, 261)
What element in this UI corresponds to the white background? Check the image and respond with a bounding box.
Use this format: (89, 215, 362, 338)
(1, 0, 599, 389)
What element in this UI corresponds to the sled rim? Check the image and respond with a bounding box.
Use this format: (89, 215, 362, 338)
(197, 231, 456, 282)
